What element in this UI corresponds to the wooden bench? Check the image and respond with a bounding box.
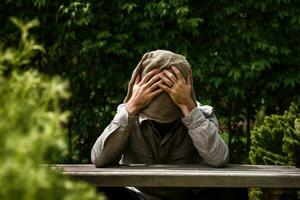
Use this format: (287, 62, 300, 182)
(52, 164, 300, 200)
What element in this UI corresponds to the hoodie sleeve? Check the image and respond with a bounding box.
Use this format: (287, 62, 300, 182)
(91, 104, 137, 167)
(182, 103, 229, 167)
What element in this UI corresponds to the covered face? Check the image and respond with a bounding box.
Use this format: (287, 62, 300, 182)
(124, 50, 196, 123)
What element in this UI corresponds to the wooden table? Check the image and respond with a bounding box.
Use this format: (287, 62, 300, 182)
(52, 164, 300, 200)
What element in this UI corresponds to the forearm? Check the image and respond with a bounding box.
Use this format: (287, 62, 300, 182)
(91, 104, 137, 167)
(183, 106, 229, 167)
(91, 127, 128, 167)
(125, 99, 141, 116)
(179, 98, 197, 118)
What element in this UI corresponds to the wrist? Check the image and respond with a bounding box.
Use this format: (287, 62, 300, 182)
(179, 99, 196, 117)
(125, 100, 140, 116)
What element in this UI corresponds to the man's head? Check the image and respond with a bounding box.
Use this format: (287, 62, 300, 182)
(125, 50, 195, 123)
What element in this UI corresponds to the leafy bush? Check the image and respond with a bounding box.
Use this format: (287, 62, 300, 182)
(0, 18, 105, 200)
(1, 0, 300, 163)
(283, 115, 300, 167)
(249, 103, 299, 165)
(249, 103, 299, 200)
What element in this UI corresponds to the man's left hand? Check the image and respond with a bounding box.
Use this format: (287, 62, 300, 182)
(158, 66, 196, 117)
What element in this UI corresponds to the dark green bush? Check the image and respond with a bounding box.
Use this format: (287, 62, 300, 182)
(249, 103, 300, 200)
(250, 103, 299, 165)
(1, 0, 299, 163)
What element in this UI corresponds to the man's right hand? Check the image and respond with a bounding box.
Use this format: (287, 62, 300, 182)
(126, 69, 163, 116)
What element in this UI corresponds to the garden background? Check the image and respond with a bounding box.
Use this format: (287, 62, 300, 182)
(0, 0, 299, 199)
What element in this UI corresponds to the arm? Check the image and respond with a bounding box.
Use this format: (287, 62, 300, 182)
(159, 66, 229, 167)
(91, 104, 136, 167)
(182, 104, 229, 167)
(92, 70, 163, 167)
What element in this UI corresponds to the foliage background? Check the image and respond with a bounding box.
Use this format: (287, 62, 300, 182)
(1, 0, 299, 164)
(0, 17, 105, 200)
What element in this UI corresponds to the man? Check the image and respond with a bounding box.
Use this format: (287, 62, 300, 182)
(91, 50, 231, 200)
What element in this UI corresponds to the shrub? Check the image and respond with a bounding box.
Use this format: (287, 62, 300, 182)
(283, 116, 300, 167)
(249, 103, 299, 200)
(0, 18, 105, 200)
(249, 103, 299, 165)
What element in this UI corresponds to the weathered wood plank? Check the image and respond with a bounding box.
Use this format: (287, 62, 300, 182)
(52, 164, 300, 172)
(51, 164, 300, 188)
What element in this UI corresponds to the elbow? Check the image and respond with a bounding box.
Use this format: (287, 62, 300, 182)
(204, 147, 229, 168)
(93, 161, 106, 168)
(91, 149, 107, 168)
(205, 156, 228, 168)
(92, 157, 107, 168)
(212, 153, 229, 167)
(215, 146, 229, 167)
(91, 143, 123, 168)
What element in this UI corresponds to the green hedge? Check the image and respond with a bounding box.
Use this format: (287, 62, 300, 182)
(1, 0, 300, 163)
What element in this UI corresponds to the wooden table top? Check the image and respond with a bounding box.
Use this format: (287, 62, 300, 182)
(52, 164, 300, 188)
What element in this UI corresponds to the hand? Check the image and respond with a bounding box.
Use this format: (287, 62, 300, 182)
(158, 66, 196, 117)
(126, 69, 163, 116)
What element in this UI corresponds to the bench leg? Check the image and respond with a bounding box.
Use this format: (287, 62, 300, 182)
(262, 189, 283, 200)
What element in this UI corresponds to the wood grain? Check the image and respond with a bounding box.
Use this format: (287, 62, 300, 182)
(51, 164, 300, 188)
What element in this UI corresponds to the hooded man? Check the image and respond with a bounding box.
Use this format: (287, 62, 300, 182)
(91, 50, 230, 200)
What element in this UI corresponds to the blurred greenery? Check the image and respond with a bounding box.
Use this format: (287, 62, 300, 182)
(1, 1, 299, 199)
(0, 17, 105, 200)
(0, 0, 299, 165)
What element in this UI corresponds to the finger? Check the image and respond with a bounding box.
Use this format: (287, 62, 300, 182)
(140, 69, 158, 84)
(134, 74, 141, 84)
(149, 88, 163, 99)
(163, 70, 177, 83)
(149, 80, 163, 91)
(171, 66, 184, 80)
(145, 74, 160, 88)
(158, 82, 172, 93)
(187, 74, 191, 85)
(159, 73, 173, 87)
